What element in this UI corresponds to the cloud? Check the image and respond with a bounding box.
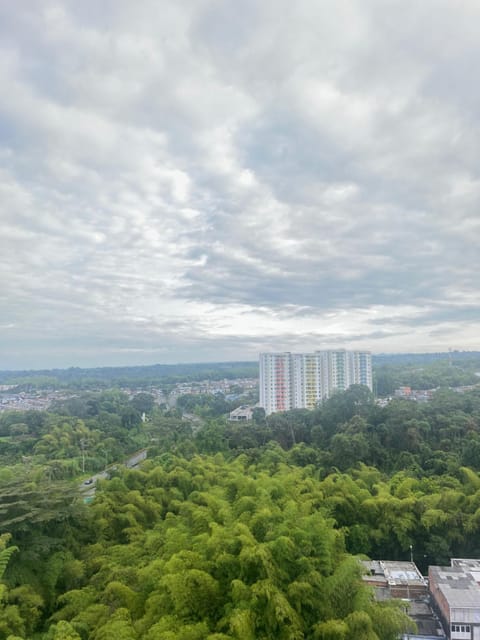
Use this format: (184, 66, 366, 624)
(0, 0, 479, 369)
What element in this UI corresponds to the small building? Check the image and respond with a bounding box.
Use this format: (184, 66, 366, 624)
(395, 386, 412, 398)
(363, 560, 444, 639)
(429, 563, 480, 640)
(393, 387, 436, 403)
(363, 560, 428, 599)
(407, 600, 446, 638)
(228, 405, 254, 422)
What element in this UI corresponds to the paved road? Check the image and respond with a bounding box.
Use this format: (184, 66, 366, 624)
(78, 449, 147, 498)
(78, 470, 109, 497)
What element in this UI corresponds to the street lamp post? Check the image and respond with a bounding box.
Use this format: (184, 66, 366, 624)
(80, 439, 86, 473)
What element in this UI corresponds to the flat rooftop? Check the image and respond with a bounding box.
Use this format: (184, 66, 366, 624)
(382, 561, 426, 586)
(451, 558, 480, 583)
(362, 559, 428, 605)
(430, 565, 480, 608)
(363, 560, 427, 585)
(451, 558, 480, 571)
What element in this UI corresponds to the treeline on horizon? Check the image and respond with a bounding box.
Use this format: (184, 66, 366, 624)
(1, 351, 480, 395)
(1, 380, 480, 637)
(0, 362, 259, 391)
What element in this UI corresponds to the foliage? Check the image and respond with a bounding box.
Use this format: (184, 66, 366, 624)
(42, 455, 412, 639)
(373, 351, 480, 396)
(0, 367, 480, 638)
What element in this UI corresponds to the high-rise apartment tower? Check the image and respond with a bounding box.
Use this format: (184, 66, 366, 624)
(259, 350, 372, 415)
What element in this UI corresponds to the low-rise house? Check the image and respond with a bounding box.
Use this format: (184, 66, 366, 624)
(363, 560, 428, 599)
(228, 405, 254, 422)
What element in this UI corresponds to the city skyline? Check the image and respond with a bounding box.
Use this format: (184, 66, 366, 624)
(1, 2, 479, 369)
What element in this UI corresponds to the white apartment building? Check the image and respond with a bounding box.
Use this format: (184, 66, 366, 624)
(259, 350, 372, 416)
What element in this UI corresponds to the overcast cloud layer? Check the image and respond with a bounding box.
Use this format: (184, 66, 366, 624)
(1, 1, 479, 369)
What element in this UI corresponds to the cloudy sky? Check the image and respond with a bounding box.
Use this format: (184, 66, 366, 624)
(1, 1, 479, 370)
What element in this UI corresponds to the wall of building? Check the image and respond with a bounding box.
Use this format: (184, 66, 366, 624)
(259, 352, 293, 415)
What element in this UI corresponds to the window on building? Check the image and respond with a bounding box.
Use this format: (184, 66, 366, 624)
(451, 624, 470, 633)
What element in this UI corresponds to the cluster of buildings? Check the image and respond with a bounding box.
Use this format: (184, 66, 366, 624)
(394, 386, 436, 402)
(259, 350, 372, 415)
(0, 378, 259, 414)
(0, 389, 60, 412)
(169, 377, 258, 403)
(363, 558, 480, 640)
(376, 383, 480, 407)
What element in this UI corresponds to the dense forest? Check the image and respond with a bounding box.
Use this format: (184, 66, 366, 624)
(0, 357, 480, 638)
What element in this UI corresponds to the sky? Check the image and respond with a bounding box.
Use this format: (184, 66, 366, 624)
(1, 1, 479, 370)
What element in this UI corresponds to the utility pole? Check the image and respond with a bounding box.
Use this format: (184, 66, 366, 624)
(99, 447, 108, 471)
(289, 420, 296, 446)
(80, 439, 86, 473)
